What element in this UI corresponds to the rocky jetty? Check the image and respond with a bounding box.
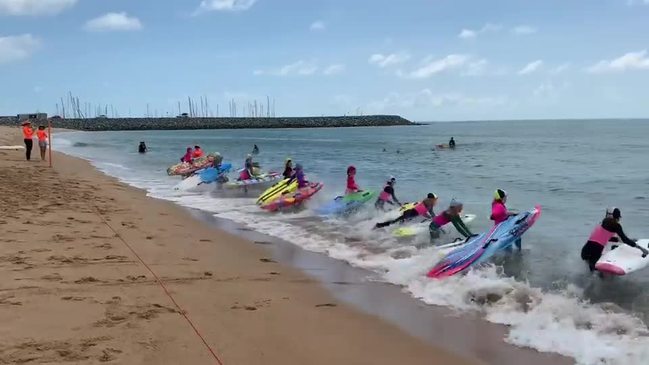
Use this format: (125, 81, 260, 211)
(0, 115, 414, 131)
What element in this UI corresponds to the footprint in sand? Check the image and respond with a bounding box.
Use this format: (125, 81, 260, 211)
(315, 303, 338, 308)
(74, 276, 101, 284)
(41, 273, 63, 281)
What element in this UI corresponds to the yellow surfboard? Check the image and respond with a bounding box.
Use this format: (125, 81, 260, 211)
(256, 178, 298, 205)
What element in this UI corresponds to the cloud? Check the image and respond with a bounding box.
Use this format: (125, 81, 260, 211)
(512, 25, 537, 35)
(368, 52, 410, 68)
(323, 64, 345, 75)
(458, 29, 477, 39)
(457, 23, 501, 39)
(586, 50, 649, 73)
(518, 60, 543, 75)
(462, 59, 488, 76)
(368, 89, 507, 112)
(84, 12, 142, 32)
(195, 0, 256, 14)
(401, 54, 469, 79)
(0, 34, 40, 64)
(549, 63, 570, 74)
(0, 0, 76, 16)
(254, 60, 318, 76)
(310, 20, 325, 31)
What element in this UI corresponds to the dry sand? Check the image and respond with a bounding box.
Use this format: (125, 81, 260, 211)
(0, 126, 481, 364)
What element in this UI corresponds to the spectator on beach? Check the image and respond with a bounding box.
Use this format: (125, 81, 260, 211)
(36, 126, 48, 161)
(21, 121, 34, 161)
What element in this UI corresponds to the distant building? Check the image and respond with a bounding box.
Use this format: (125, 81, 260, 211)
(17, 113, 47, 121)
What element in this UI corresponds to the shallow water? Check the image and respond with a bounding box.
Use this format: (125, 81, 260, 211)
(56, 120, 649, 365)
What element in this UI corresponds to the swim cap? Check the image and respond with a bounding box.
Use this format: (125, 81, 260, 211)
(347, 165, 356, 173)
(247, 154, 252, 158)
(449, 199, 463, 208)
(606, 207, 621, 219)
(286, 157, 292, 162)
(387, 176, 396, 184)
(427, 193, 438, 199)
(494, 189, 507, 200)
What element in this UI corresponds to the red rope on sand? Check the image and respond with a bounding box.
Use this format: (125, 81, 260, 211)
(92, 206, 224, 365)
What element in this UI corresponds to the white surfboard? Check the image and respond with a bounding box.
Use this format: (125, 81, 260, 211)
(0, 145, 25, 150)
(595, 239, 649, 275)
(174, 174, 203, 191)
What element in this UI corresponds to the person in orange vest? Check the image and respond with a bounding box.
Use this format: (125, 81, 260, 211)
(21, 120, 34, 161)
(36, 125, 48, 161)
(192, 145, 204, 158)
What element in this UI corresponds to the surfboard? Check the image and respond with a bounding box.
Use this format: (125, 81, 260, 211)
(595, 239, 649, 275)
(0, 145, 25, 150)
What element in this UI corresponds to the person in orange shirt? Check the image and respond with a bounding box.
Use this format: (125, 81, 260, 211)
(192, 145, 203, 158)
(36, 125, 48, 161)
(21, 120, 34, 161)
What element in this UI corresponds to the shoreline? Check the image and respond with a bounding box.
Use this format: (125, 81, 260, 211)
(0, 126, 477, 364)
(190, 209, 571, 365)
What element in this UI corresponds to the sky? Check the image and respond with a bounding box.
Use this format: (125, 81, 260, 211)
(1, 0, 649, 121)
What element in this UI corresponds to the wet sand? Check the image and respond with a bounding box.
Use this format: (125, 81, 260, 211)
(0, 126, 479, 364)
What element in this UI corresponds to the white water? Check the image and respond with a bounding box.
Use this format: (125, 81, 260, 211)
(55, 130, 649, 365)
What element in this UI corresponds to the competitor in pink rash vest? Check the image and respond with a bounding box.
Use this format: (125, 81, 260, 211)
(345, 165, 361, 194)
(581, 208, 648, 272)
(428, 199, 473, 240)
(490, 189, 522, 248)
(375, 176, 402, 210)
(375, 193, 437, 228)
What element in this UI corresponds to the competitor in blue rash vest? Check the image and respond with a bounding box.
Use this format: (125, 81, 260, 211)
(375, 176, 402, 210)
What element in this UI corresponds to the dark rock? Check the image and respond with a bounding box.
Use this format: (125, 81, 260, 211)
(0, 115, 415, 131)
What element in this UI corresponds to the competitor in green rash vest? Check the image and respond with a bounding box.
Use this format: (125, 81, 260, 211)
(428, 199, 473, 240)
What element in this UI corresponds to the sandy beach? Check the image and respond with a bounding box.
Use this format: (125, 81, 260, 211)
(0, 125, 483, 364)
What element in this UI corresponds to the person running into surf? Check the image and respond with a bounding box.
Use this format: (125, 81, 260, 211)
(192, 145, 204, 158)
(290, 163, 308, 189)
(180, 147, 193, 163)
(283, 158, 294, 179)
(36, 125, 48, 161)
(429, 199, 473, 239)
(491, 189, 522, 248)
(581, 208, 648, 272)
(239, 154, 256, 180)
(346, 165, 361, 194)
(449, 137, 456, 148)
(375, 176, 401, 210)
(491, 189, 517, 224)
(375, 193, 437, 228)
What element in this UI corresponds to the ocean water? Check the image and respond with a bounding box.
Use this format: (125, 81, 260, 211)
(55, 120, 649, 365)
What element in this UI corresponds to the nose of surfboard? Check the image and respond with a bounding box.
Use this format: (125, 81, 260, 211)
(594, 262, 626, 276)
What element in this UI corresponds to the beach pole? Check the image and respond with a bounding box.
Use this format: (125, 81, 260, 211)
(48, 119, 53, 168)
